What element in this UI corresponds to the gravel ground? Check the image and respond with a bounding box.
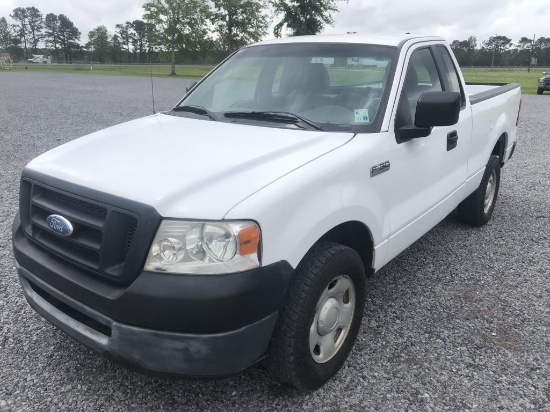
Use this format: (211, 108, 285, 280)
(0, 72, 549, 411)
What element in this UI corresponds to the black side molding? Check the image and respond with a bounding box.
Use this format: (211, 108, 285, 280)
(468, 83, 520, 105)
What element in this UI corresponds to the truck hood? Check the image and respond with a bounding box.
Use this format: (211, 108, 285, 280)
(25, 114, 354, 219)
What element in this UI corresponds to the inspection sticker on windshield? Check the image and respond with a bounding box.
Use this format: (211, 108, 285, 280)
(354, 109, 370, 123)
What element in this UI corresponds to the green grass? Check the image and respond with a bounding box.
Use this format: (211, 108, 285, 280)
(1, 63, 547, 93)
(0, 63, 214, 79)
(461, 67, 548, 94)
(328, 67, 387, 85)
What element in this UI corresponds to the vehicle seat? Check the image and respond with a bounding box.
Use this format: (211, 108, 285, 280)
(300, 63, 330, 94)
(405, 67, 420, 123)
(289, 63, 333, 111)
(395, 67, 419, 129)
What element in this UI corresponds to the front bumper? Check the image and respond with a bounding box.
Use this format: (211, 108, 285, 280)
(13, 215, 294, 377)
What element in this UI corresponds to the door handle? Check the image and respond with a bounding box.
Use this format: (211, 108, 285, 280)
(447, 131, 458, 151)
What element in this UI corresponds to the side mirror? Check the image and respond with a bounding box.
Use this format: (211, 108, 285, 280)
(414, 91, 461, 128)
(397, 91, 461, 141)
(186, 80, 198, 94)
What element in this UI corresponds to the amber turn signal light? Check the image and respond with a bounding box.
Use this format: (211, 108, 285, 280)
(238, 225, 260, 256)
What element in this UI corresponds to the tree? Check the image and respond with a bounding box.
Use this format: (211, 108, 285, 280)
(450, 36, 476, 66)
(0, 17, 11, 52)
(26, 7, 43, 53)
(193, 35, 215, 63)
(517, 36, 532, 50)
(180, 20, 210, 62)
(10, 7, 30, 58)
(212, 0, 269, 54)
(514, 36, 534, 67)
(110, 33, 124, 63)
(58, 14, 81, 63)
(534, 37, 550, 66)
(130, 20, 150, 63)
(272, 0, 345, 37)
(482, 35, 511, 67)
(451, 40, 470, 64)
(87, 25, 110, 63)
(115, 22, 133, 62)
(44, 13, 61, 63)
(143, 0, 211, 76)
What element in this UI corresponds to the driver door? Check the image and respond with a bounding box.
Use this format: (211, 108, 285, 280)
(386, 45, 471, 260)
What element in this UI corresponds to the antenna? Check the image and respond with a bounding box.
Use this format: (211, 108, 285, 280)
(150, 47, 156, 114)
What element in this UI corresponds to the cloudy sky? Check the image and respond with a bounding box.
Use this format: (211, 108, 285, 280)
(1, 0, 549, 46)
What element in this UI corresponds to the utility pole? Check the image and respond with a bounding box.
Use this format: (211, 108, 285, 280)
(491, 35, 496, 69)
(528, 34, 535, 73)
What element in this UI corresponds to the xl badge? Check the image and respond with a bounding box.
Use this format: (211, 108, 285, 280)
(46, 214, 74, 236)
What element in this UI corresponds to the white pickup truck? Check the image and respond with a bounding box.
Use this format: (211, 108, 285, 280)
(13, 34, 521, 390)
(27, 55, 50, 64)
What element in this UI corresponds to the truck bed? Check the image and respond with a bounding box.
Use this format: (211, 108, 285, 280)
(466, 82, 520, 105)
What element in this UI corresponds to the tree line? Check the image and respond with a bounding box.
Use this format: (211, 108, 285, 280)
(451, 35, 550, 67)
(0, 0, 344, 73)
(0, 8, 81, 63)
(2, 2, 549, 72)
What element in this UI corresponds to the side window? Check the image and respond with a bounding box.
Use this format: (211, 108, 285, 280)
(397, 48, 443, 127)
(437, 46, 465, 106)
(406, 48, 443, 95)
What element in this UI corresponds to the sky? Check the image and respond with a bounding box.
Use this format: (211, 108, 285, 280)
(1, 0, 549, 46)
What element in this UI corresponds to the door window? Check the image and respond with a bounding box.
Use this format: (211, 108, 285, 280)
(396, 48, 443, 128)
(436, 46, 465, 106)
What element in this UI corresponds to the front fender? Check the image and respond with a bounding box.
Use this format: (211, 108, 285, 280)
(225, 133, 392, 270)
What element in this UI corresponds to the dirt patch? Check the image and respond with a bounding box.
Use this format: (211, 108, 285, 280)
(487, 325, 521, 352)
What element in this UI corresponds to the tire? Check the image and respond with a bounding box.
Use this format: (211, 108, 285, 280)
(266, 241, 366, 390)
(456, 155, 501, 226)
(537, 88, 543, 95)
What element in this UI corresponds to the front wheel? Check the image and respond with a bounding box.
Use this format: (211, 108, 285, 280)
(456, 155, 501, 226)
(266, 242, 366, 390)
(537, 88, 543, 95)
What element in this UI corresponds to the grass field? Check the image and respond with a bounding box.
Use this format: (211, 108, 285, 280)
(461, 67, 547, 94)
(0, 63, 213, 79)
(1, 62, 547, 94)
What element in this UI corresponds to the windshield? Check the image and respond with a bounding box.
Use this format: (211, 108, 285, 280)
(178, 43, 397, 132)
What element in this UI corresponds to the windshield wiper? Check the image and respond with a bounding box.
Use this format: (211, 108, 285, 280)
(172, 105, 218, 121)
(223, 111, 323, 131)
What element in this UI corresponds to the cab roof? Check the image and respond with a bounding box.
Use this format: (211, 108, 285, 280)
(249, 33, 446, 48)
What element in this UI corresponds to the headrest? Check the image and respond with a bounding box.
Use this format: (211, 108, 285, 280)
(299, 63, 330, 94)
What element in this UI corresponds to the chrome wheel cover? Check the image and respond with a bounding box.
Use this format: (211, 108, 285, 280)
(484, 170, 497, 214)
(309, 275, 356, 364)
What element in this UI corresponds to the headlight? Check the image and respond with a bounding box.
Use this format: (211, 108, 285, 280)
(144, 220, 261, 274)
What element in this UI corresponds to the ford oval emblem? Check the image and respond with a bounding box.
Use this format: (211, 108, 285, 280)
(46, 214, 74, 236)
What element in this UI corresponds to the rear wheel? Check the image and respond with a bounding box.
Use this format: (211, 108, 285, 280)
(456, 155, 501, 226)
(537, 88, 543, 95)
(266, 242, 366, 390)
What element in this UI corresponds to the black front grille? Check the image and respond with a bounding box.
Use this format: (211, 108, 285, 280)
(20, 179, 139, 280)
(43, 190, 108, 218)
(124, 219, 138, 258)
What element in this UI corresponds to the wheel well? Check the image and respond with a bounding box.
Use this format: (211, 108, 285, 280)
(492, 134, 507, 166)
(318, 221, 374, 275)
